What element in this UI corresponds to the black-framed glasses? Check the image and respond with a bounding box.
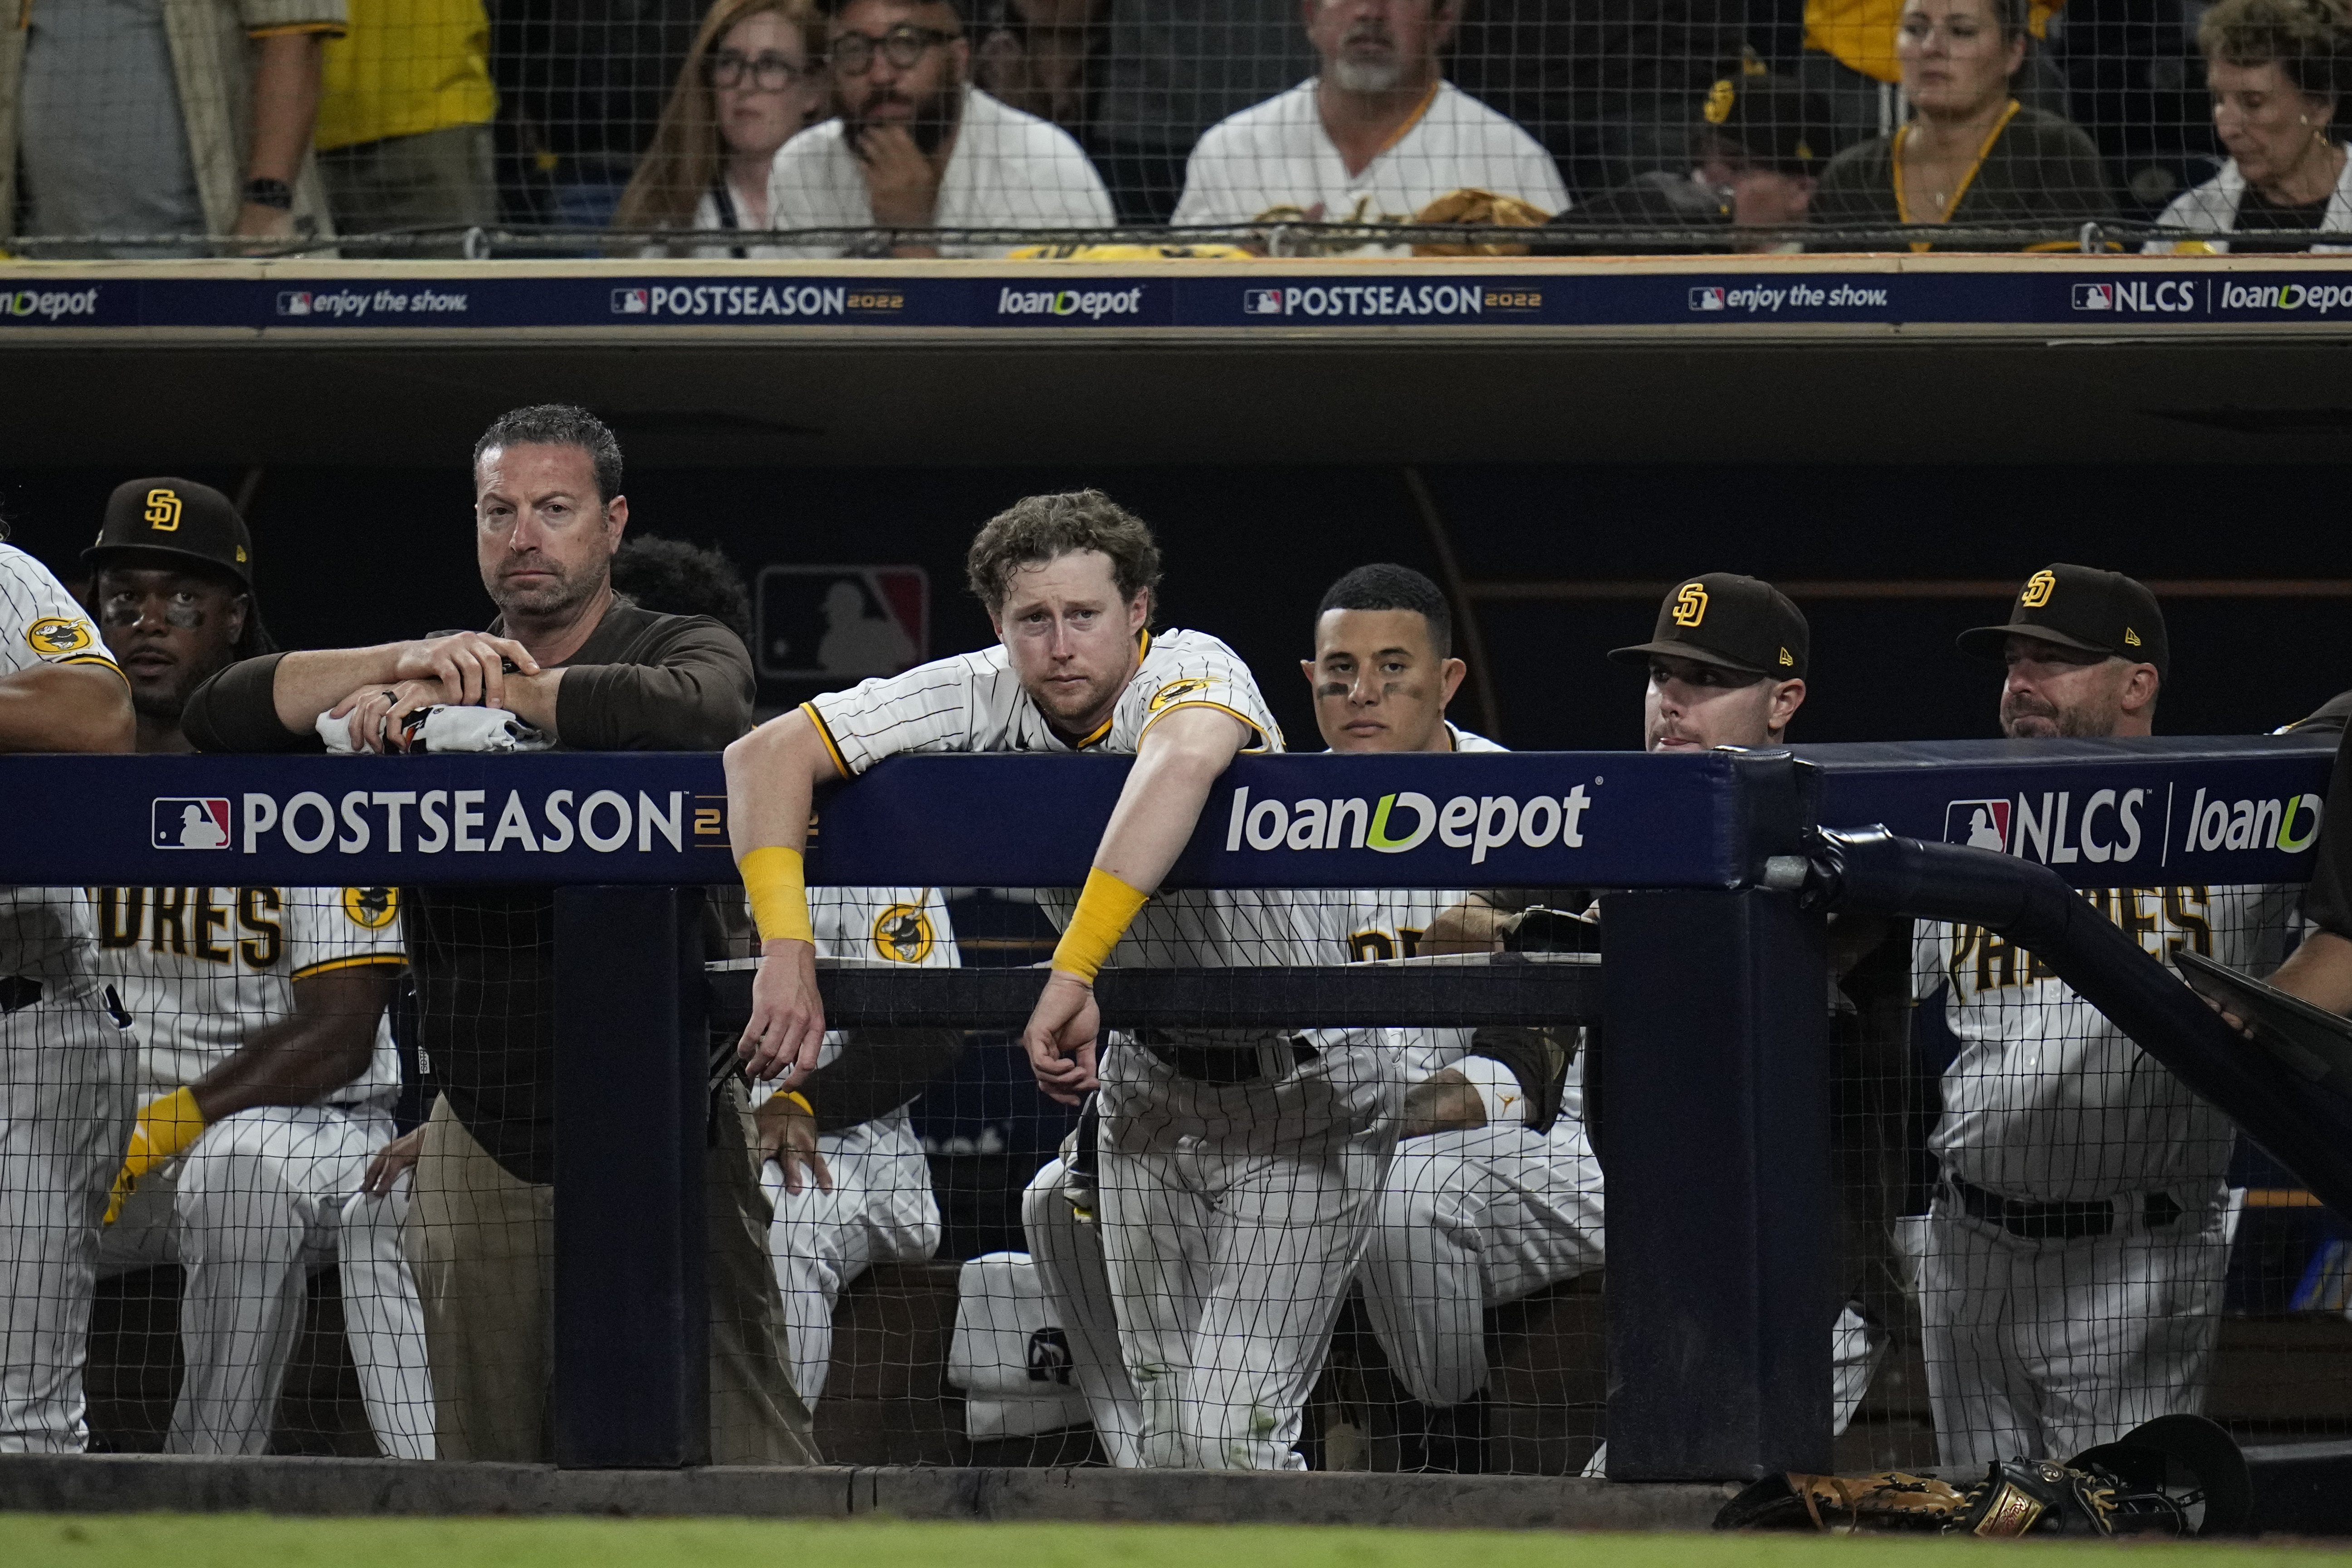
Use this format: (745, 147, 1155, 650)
(827, 24, 959, 76)
(704, 49, 808, 91)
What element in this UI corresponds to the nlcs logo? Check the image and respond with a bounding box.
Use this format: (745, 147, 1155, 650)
(1671, 583, 1709, 626)
(143, 488, 181, 531)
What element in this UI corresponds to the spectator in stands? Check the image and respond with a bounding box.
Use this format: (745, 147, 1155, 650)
(1171, 0, 1571, 250)
(763, 0, 1112, 258)
(1813, 0, 2117, 246)
(1, 0, 347, 255)
(2147, 0, 2352, 254)
(314, 0, 499, 255)
(83, 477, 435, 1460)
(1561, 72, 1835, 252)
(1088, 1, 1312, 223)
(1799, 0, 2073, 166)
(1450, 0, 1750, 204)
(181, 405, 815, 1465)
(973, 0, 1102, 141)
(617, 0, 831, 253)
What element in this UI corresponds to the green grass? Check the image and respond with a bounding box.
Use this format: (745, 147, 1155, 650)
(6, 1517, 2352, 1568)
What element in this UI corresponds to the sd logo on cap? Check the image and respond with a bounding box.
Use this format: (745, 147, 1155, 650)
(85, 477, 254, 586)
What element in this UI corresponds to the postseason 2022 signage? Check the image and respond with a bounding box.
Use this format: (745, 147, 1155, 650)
(10, 265, 2352, 337)
(0, 738, 2329, 890)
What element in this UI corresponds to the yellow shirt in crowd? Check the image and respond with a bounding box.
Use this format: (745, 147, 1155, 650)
(314, 0, 497, 152)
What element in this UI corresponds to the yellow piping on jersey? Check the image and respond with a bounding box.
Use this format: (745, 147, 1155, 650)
(61, 652, 129, 684)
(290, 954, 406, 982)
(1073, 713, 1116, 750)
(1893, 98, 2019, 244)
(799, 701, 852, 779)
(1139, 698, 1275, 753)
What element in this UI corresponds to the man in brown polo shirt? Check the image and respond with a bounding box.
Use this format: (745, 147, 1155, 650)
(182, 403, 813, 1464)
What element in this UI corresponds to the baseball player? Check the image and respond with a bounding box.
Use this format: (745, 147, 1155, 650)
(82, 478, 433, 1458)
(730, 490, 1399, 1469)
(1171, 0, 1570, 248)
(1429, 574, 1886, 1461)
(1915, 565, 2296, 1464)
(1012, 561, 1562, 1470)
(0, 516, 136, 1452)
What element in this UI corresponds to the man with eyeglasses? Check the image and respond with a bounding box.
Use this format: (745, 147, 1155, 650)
(763, 0, 1113, 257)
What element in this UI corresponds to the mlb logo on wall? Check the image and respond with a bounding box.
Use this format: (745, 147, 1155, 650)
(756, 565, 929, 683)
(276, 292, 313, 316)
(1945, 798, 2012, 853)
(1243, 289, 1285, 316)
(611, 288, 650, 315)
(1689, 288, 1727, 312)
(152, 797, 231, 850)
(2073, 283, 2115, 311)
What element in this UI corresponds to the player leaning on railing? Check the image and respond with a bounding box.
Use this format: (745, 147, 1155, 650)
(727, 490, 1403, 1470)
(0, 513, 132, 1454)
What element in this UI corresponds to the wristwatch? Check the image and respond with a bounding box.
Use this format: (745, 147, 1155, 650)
(243, 177, 294, 211)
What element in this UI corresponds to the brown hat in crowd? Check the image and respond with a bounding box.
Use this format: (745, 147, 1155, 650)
(1956, 564, 2169, 680)
(1610, 572, 1809, 680)
(84, 478, 254, 588)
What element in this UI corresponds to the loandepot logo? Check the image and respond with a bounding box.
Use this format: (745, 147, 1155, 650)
(5, 287, 100, 321)
(2182, 787, 2323, 854)
(1225, 784, 1596, 865)
(2220, 281, 2352, 315)
(996, 286, 1144, 321)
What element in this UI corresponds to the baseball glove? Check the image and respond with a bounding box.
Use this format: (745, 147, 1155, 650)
(1462, 1023, 1576, 1134)
(1716, 1455, 2199, 1538)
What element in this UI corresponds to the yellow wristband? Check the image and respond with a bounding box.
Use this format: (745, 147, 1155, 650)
(780, 1090, 813, 1117)
(105, 1086, 209, 1226)
(741, 845, 815, 945)
(1051, 867, 1151, 985)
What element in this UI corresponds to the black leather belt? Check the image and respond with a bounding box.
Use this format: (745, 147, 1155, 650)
(1946, 1173, 2184, 1241)
(0, 976, 42, 1014)
(1140, 1034, 1318, 1086)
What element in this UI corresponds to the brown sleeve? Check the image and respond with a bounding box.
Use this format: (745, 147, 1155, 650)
(183, 652, 321, 752)
(554, 619, 755, 751)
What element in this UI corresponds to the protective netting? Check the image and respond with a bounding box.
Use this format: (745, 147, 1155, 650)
(7, 0, 2351, 258)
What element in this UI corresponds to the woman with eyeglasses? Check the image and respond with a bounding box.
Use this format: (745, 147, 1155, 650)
(1812, 0, 2115, 249)
(616, 0, 831, 254)
(2147, 0, 2352, 253)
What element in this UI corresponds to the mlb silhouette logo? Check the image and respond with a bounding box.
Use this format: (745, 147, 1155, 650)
(1690, 287, 1727, 312)
(1242, 289, 1285, 315)
(612, 288, 650, 314)
(756, 565, 929, 683)
(2072, 283, 2114, 311)
(277, 292, 313, 316)
(153, 797, 232, 850)
(1945, 798, 2012, 853)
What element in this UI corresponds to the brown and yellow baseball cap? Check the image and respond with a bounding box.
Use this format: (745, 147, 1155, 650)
(84, 478, 253, 587)
(1956, 564, 2167, 679)
(1609, 572, 1809, 679)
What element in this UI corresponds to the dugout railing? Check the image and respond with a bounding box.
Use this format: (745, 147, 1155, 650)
(0, 734, 2337, 1483)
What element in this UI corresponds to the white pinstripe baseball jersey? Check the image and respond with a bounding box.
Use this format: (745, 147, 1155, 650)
(88, 884, 407, 1101)
(1915, 882, 2299, 1199)
(0, 542, 120, 985)
(803, 628, 1288, 969)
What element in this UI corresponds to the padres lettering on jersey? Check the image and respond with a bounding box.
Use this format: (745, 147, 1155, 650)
(89, 884, 406, 1099)
(1942, 886, 2214, 998)
(1920, 880, 2296, 1200)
